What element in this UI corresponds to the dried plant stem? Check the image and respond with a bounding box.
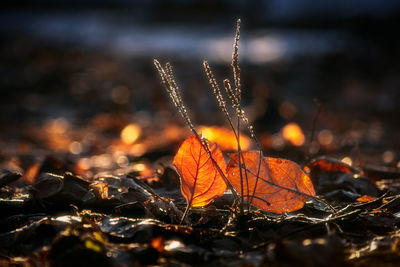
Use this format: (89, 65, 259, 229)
(180, 201, 191, 225)
(225, 20, 265, 211)
(154, 59, 240, 223)
(236, 117, 250, 211)
(203, 60, 248, 214)
(203, 61, 231, 123)
(232, 19, 241, 101)
(222, 79, 248, 212)
(155, 19, 332, 223)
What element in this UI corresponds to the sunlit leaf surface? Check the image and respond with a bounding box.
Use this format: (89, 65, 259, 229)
(356, 195, 376, 203)
(173, 136, 227, 207)
(227, 151, 315, 213)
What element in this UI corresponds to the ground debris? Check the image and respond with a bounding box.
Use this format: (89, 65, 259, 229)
(1, 149, 400, 267)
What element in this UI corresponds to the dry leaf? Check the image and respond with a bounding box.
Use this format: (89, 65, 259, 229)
(305, 157, 355, 174)
(173, 136, 227, 207)
(227, 151, 315, 213)
(356, 195, 377, 203)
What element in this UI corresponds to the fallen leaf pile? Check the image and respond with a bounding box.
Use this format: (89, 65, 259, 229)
(1, 153, 400, 266)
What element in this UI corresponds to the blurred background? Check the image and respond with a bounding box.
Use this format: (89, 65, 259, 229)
(1, 0, 400, 180)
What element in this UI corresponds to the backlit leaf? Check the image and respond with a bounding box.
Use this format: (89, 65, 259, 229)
(227, 151, 315, 213)
(356, 195, 377, 203)
(173, 136, 227, 207)
(304, 156, 355, 174)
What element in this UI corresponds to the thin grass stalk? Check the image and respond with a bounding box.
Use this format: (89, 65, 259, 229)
(203, 61, 231, 122)
(223, 79, 254, 211)
(154, 59, 240, 223)
(223, 80, 265, 209)
(232, 19, 241, 101)
(226, 21, 264, 210)
(230, 21, 252, 211)
(203, 61, 247, 213)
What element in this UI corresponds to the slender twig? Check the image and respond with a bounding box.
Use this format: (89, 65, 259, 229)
(225, 20, 265, 211)
(155, 20, 336, 224)
(230, 21, 249, 211)
(204, 61, 247, 214)
(203, 61, 232, 125)
(225, 21, 264, 210)
(232, 19, 241, 101)
(154, 60, 240, 223)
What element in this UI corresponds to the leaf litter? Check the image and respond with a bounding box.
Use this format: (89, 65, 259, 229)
(1, 20, 400, 267)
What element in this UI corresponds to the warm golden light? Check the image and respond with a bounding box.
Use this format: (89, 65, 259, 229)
(281, 123, 305, 146)
(164, 240, 184, 251)
(120, 124, 141, 145)
(199, 126, 251, 151)
(132, 162, 155, 177)
(341, 157, 352, 166)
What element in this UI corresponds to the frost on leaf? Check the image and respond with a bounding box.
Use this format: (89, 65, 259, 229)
(173, 136, 227, 207)
(227, 151, 315, 213)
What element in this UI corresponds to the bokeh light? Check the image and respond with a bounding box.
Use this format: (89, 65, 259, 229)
(121, 124, 142, 145)
(281, 123, 305, 146)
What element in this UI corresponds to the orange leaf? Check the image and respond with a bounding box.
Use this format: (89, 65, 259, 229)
(173, 136, 227, 207)
(227, 151, 315, 213)
(305, 156, 355, 174)
(356, 195, 376, 203)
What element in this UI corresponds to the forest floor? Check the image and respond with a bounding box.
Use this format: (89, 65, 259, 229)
(1, 30, 400, 266)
